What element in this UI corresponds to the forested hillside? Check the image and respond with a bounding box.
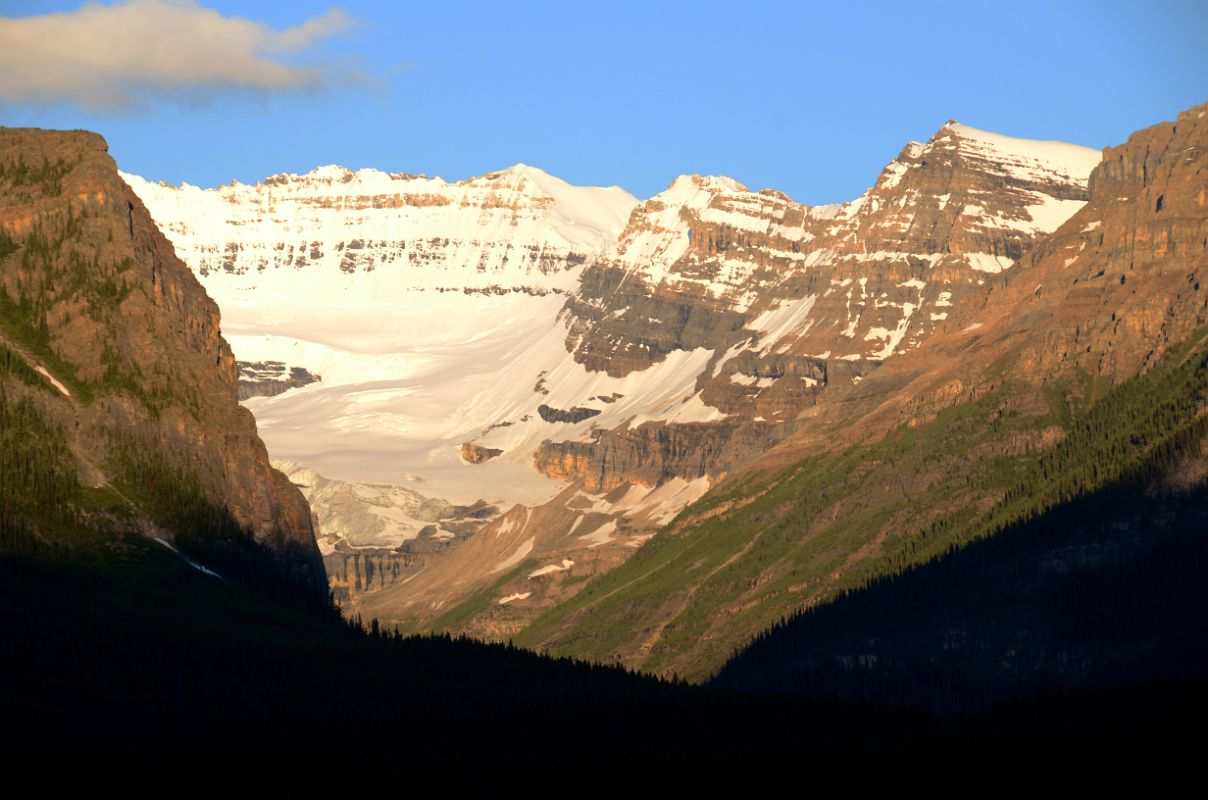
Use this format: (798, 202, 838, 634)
(714, 331, 1208, 708)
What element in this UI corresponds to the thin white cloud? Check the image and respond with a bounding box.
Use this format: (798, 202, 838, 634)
(0, 0, 358, 112)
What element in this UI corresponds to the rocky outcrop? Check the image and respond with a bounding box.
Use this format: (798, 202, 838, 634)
(325, 544, 419, 606)
(237, 360, 320, 400)
(0, 127, 324, 590)
(534, 418, 798, 493)
(536, 403, 601, 424)
(459, 442, 503, 463)
(1004, 104, 1208, 382)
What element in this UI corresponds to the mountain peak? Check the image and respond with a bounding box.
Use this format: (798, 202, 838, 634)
(929, 121, 1101, 181)
(307, 163, 354, 180)
(487, 162, 636, 203)
(497, 162, 551, 179)
(658, 174, 749, 204)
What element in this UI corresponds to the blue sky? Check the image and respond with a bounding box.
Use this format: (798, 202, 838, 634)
(1, 0, 1205, 204)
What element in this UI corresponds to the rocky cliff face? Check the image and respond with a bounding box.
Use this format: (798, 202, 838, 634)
(0, 127, 324, 589)
(539, 122, 1100, 489)
(1006, 105, 1208, 381)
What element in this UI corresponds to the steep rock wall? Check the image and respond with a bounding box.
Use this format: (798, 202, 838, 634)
(0, 127, 324, 589)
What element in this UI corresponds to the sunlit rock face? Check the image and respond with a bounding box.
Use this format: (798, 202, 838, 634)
(550, 122, 1099, 487)
(0, 126, 325, 590)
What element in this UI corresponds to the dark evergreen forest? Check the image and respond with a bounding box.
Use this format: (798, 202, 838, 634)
(714, 472, 1208, 710)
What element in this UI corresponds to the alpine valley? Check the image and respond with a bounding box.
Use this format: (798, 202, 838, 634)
(3, 97, 1207, 773)
(124, 117, 1105, 641)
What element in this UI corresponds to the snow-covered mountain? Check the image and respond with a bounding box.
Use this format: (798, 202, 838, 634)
(127, 121, 1101, 634)
(123, 164, 639, 504)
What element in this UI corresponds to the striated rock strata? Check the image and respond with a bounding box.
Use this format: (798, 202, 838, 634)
(538, 121, 1101, 489)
